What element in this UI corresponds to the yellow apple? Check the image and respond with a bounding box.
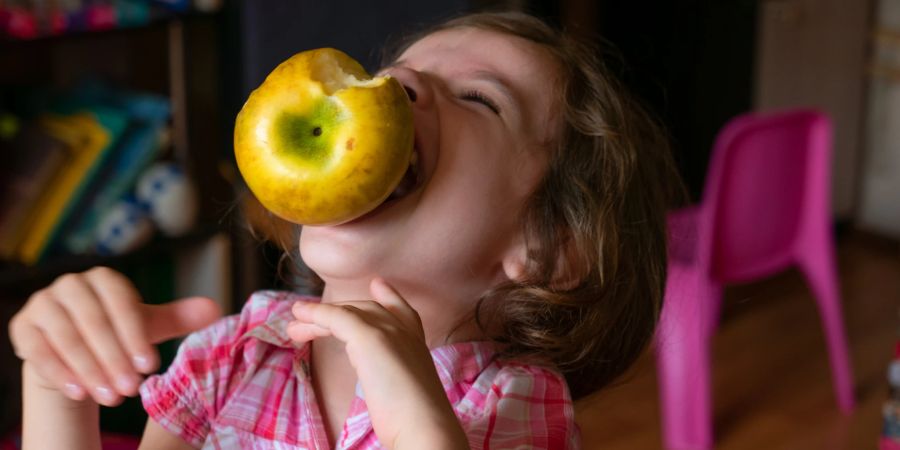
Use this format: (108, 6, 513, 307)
(234, 48, 414, 225)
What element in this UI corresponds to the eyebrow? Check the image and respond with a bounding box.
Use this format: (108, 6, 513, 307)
(379, 61, 521, 116)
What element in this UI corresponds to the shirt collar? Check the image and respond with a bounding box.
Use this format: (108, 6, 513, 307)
(430, 340, 498, 389)
(239, 297, 299, 349)
(242, 296, 498, 389)
(238, 295, 500, 449)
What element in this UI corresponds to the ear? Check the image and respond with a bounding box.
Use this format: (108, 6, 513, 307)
(501, 241, 529, 282)
(501, 233, 582, 289)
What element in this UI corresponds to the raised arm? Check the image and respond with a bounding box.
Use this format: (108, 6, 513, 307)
(22, 362, 102, 450)
(9, 267, 221, 450)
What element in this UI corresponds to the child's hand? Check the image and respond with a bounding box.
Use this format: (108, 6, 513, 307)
(9, 266, 222, 406)
(287, 278, 469, 450)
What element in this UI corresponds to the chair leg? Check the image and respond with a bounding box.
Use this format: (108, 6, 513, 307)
(656, 268, 719, 450)
(656, 330, 714, 450)
(798, 247, 856, 413)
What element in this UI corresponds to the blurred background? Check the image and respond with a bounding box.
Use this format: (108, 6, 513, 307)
(0, 0, 898, 449)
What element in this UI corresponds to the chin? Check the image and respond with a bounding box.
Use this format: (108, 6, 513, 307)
(299, 227, 380, 282)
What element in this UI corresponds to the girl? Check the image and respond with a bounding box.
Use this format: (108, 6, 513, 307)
(9, 11, 681, 449)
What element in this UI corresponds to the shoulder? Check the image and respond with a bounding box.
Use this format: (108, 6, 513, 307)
(461, 359, 582, 449)
(168, 290, 317, 385)
(145, 290, 316, 385)
(493, 362, 571, 395)
(139, 290, 317, 447)
(478, 361, 574, 415)
(180, 290, 315, 354)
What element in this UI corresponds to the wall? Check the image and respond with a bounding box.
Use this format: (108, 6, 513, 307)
(754, 0, 872, 219)
(859, 0, 900, 237)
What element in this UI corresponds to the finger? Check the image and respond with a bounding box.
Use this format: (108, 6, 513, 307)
(53, 274, 142, 396)
(290, 302, 373, 345)
(291, 300, 387, 321)
(143, 296, 223, 344)
(285, 321, 332, 343)
(369, 278, 423, 333)
(10, 317, 87, 401)
(32, 293, 121, 406)
(84, 267, 157, 373)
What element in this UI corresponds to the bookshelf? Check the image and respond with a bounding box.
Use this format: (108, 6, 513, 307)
(0, 11, 238, 293)
(0, 6, 254, 441)
(0, 0, 505, 443)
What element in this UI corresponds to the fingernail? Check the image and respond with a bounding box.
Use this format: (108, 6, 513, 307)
(133, 355, 153, 373)
(95, 385, 116, 403)
(64, 382, 85, 399)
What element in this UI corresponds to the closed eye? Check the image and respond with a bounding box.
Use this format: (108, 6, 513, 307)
(460, 90, 501, 115)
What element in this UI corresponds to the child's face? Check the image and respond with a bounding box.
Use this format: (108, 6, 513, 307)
(300, 27, 560, 312)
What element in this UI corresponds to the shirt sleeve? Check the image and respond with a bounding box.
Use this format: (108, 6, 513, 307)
(464, 364, 581, 449)
(138, 312, 238, 448)
(138, 291, 294, 448)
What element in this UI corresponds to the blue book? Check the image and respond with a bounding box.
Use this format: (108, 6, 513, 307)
(60, 121, 166, 254)
(53, 88, 171, 256)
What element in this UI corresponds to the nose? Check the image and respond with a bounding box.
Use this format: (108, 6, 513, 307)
(386, 66, 433, 109)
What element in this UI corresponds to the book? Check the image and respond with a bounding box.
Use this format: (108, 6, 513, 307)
(14, 107, 127, 265)
(0, 121, 70, 260)
(55, 88, 171, 256)
(58, 122, 165, 254)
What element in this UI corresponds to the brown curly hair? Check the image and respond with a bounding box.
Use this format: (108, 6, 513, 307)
(242, 11, 684, 400)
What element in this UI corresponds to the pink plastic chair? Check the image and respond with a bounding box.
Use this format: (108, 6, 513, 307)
(655, 109, 855, 449)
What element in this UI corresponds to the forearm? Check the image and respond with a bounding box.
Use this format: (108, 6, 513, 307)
(22, 363, 102, 450)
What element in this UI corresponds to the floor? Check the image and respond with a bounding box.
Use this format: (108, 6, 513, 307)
(575, 232, 900, 450)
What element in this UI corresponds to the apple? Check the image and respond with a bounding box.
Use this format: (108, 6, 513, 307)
(234, 48, 415, 225)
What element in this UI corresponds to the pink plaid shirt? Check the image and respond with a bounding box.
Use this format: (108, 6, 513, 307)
(140, 291, 581, 449)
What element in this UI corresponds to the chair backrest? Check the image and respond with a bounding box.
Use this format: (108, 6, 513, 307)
(699, 109, 833, 283)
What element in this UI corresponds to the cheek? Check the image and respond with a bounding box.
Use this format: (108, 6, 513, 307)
(430, 121, 545, 219)
(417, 163, 526, 251)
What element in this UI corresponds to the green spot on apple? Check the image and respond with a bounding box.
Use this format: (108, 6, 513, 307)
(272, 99, 345, 164)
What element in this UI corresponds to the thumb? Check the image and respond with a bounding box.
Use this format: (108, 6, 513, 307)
(142, 296, 223, 344)
(369, 277, 423, 334)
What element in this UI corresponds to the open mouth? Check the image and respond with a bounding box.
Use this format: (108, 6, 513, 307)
(338, 141, 422, 226)
(384, 145, 421, 202)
